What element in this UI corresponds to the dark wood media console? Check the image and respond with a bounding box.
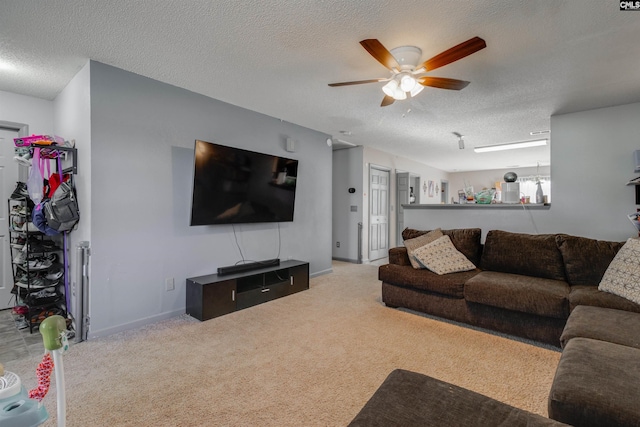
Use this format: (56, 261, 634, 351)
(186, 260, 309, 321)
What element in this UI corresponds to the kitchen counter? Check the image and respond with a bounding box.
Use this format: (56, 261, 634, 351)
(403, 203, 551, 210)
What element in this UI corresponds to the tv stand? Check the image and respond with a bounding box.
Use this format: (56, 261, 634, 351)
(186, 260, 309, 321)
(217, 258, 280, 276)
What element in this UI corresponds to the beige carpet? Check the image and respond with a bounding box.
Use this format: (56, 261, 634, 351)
(5, 261, 560, 426)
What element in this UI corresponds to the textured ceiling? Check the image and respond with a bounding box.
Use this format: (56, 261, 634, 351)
(1, 0, 639, 172)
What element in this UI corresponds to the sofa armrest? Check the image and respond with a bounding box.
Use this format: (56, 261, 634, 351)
(389, 247, 411, 266)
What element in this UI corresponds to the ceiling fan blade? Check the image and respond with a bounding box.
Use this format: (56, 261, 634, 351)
(381, 95, 395, 107)
(418, 77, 470, 90)
(419, 37, 486, 72)
(360, 39, 401, 71)
(328, 78, 388, 87)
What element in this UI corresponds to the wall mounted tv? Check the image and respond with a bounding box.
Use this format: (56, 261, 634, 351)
(190, 140, 298, 225)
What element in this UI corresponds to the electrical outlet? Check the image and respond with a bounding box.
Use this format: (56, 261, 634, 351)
(336, 241, 340, 248)
(165, 277, 175, 291)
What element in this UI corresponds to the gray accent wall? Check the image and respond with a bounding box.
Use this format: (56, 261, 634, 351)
(332, 147, 363, 262)
(88, 62, 332, 337)
(52, 61, 92, 323)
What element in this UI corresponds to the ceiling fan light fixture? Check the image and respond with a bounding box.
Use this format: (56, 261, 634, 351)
(400, 74, 417, 92)
(393, 87, 407, 100)
(382, 80, 398, 97)
(410, 84, 424, 97)
(474, 139, 548, 153)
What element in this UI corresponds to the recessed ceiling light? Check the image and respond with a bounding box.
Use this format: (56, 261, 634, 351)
(474, 139, 547, 153)
(530, 130, 550, 136)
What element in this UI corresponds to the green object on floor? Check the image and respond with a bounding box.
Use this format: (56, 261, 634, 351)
(39, 315, 66, 351)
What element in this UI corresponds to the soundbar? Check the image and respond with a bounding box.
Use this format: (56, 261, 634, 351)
(217, 259, 280, 276)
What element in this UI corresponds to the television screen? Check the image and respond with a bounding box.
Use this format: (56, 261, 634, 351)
(190, 140, 298, 225)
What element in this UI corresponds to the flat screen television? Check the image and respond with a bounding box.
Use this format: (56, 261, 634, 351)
(190, 140, 298, 225)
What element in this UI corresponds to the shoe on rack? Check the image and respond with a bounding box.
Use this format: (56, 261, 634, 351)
(21, 222, 40, 233)
(45, 267, 63, 281)
(13, 251, 27, 265)
(30, 308, 63, 325)
(10, 205, 24, 215)
(44, 253, 58, 264)
(17, 272, 37, 284)
(13, 151, 32, 167)
(10, 235, 26, 249)
(26, 240, 47, 253)
(11, 214, 26, 230)
(26, 258, 52, 271)
(15, 274, 48, 289)
(25, 289, 60, 306)
(12, 305, 28, 315)
(14, 316, 29, 330)
(9, 182, 28, 200)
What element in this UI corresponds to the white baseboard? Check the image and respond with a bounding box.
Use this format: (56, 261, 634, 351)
(310, 268, 332, 278)
(88, 308, 184, 340)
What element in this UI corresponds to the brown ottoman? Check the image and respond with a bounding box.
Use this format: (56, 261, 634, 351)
(349, 369, 567, 426)
(549, 337, 640, 426)
(560, 305, 640, 349)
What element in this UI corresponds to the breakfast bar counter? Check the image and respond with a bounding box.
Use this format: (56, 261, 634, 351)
(400, 203, 553, 242)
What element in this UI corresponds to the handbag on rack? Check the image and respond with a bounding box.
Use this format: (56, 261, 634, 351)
(43, 155, 79, 232)
(26, 148, 44, 205)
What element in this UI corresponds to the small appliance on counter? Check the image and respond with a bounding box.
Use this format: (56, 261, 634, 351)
(502, 172, 520, 204)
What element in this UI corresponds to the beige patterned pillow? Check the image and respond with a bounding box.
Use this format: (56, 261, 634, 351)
(599, 238, 640, 304)
(412, 235, 476, 275)
(404, 229, 444, 269)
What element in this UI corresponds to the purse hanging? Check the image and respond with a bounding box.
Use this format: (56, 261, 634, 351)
(27, 148, 44, 204)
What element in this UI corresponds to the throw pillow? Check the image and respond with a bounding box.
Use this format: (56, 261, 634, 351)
(404, 228, 444, 269)
(412, 235, 476, 275)
(599, 238, 640, 305)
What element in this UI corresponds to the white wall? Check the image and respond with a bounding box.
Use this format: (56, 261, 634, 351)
(332, 147, 363, 263)
(405, 102, 640, 243)
(0, 90, 53, 134)
(88, 62, 332, 337)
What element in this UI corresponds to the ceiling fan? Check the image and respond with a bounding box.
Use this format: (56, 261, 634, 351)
(328, 37, 486, 107)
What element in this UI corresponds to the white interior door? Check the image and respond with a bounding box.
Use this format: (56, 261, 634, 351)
(369, 167, 389, 261)
(0, 128, 19, 309)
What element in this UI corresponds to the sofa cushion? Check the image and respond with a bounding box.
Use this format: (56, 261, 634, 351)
(403, 228, 443, 269)
(480, 230, 566, 281)
(560, 305, 640, 349)
(349, 369, 568, 427)
(388, 246, 411, 266)
(402, 228, 482, 265)
(549, 337, 640, 427)
(555, 234, 623, 286)
(569, 285, 640, 313)
(412, 235, 476, 275)
(378, 263, 479, 298)
(464, 271, 570, 319)
(598, 237, 640, 304)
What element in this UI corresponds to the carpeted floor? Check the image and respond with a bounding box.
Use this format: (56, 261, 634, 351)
(4, 261, 561, 426)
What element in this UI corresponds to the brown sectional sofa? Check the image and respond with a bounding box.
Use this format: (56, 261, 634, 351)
(356, 233, 640, 426)
(379, 228, 638, 347)
(548, 305, 640, 426)
(349, 369, 569, 426)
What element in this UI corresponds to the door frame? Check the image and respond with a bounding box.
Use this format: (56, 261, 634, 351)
(440, 179, 449, 204)
(368, 164, 391, 262)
